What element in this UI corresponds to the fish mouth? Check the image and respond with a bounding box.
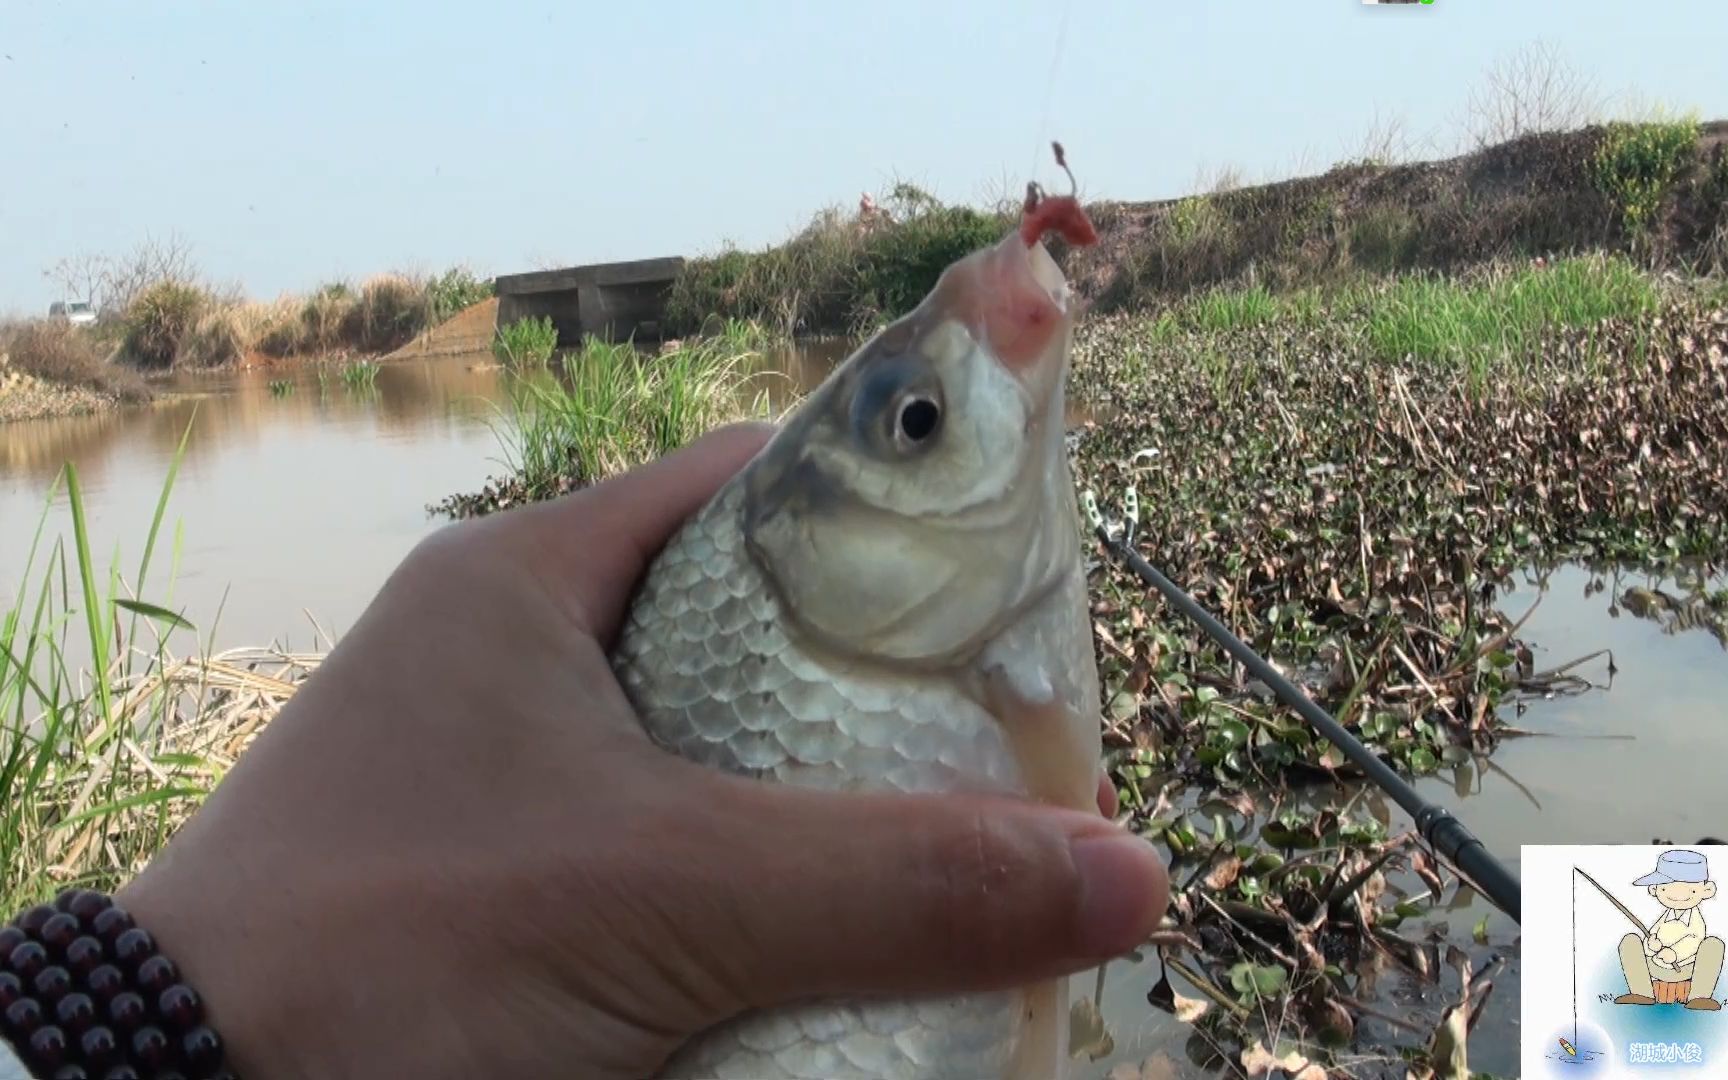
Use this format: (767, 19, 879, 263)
(963, 186, 1097, 404)
(918, 226, 1082, 432)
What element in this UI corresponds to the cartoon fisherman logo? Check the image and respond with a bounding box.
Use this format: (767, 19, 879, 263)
(1524, 844, 1728, 1075)
(1585, 849, 1724, 1011)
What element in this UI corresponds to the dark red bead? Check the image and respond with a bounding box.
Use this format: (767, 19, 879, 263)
(52, 1065, 89, 1080)
(54, 991, 94, 1032)
(79, 1023, 117, 1063)
(53, 888, 81, 914)
(40, 912, 81, 951)
(67, 891, 112, 925)
(112, 928, 154, 970)
(101, 1067, 141, 1080)
(157, 983, 202, 1028)
(0, 971, 21, 1007)
(129, 1024, 170, 1068)
(18, 904, 56, 935)
(5, 995, 43, 1033)
(0, 926, 25, 957)
(137, 954, 178, 993)
(86, 964, 123, 1002)
(182, 1024, 223, 1070)
(106, 991, 145, 1030)
(33, 965, 72, 1001)
(65, 936, 104, 976)
(9, 940, 49, 978)
(29, 1023, 68, 1067)
(90, 908, 133, 946)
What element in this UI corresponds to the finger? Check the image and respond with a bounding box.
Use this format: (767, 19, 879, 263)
(673, 773, 1170, 1013)
(513, 421, 776, 635)
(1096, 770, 1117, 818)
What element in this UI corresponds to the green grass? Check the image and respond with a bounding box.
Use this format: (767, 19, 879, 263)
(713, 317, 776, 352)
(490, 337, 772, 502)
(492, 315, 558, 368)
(0, 415, 312, 910)
(338, 359, 380, 389)
(1185, 284, 1279, 332)
(268, 379, 293, 397)
(1362, 253, 1659, 375)
(1142, 254, 1662, 383)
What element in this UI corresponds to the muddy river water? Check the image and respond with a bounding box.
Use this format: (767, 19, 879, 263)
(3, 347, 1726, 1076)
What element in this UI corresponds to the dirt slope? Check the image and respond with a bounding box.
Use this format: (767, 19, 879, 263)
(1054, 120, 1728, 310)
(383, 297, 499, 360)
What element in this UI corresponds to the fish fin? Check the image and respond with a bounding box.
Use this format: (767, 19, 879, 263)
(980, 665, 1097, 814)
(1005, 978, 1069, 1080)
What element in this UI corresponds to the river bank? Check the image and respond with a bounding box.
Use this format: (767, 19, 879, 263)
(0, 266, 497, 425)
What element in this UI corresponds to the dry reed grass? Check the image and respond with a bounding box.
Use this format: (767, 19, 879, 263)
(2, 430, 327, 910)
(10, 647, 320, 903)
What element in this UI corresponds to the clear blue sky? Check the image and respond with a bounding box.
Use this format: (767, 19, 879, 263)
(3, 0, 1725, 313)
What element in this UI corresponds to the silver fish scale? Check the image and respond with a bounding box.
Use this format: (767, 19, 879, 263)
(613, 480, 1037, 1077)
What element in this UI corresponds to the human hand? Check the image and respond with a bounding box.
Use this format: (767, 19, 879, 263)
(117, 422, 1170, 1080)
(1657, 946, 1679, 966)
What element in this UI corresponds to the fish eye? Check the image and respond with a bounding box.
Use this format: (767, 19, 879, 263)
(895, 395, 941, 446)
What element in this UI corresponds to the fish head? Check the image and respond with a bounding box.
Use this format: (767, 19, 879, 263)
(740, 192, 1097, 665)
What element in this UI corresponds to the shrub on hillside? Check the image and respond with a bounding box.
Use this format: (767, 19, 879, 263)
(300, 283, 358, 354)
(3, 320, 150, 402)
(123, 280, 207, 368)
(665, 184, 1012, 337)
(1590, 118, 1701, 233)
(349, 274, 433, 352)
(426, 267, 494, 324)
(255, 299, 309, 357)
(180, 302, 288, 368)
(853, 194, 1005, 320)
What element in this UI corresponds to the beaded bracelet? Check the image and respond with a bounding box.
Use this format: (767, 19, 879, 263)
(0, 889, 232, 1080)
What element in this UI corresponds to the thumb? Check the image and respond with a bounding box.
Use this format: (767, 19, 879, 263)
(683, 773, 1170, 1012)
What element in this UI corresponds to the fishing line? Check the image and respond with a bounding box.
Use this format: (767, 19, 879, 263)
(1031, 0, 1075, 181)
(1093, 525, 1524, 923)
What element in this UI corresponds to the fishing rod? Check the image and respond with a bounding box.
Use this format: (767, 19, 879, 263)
(1575, 867, 1649, 935)
(1083, 490, 1523, 924)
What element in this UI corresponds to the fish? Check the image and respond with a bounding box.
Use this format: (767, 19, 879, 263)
(609, 152, 1106, 1080)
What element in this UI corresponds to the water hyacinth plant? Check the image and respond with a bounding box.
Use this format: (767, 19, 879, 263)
(338, 358, 380, 389)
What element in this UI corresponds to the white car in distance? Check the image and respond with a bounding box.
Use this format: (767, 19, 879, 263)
(48, 299, 98, 327)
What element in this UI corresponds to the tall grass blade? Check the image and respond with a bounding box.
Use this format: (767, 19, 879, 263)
(62, 465, 114, 733)
(113, 600, 196, 633)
